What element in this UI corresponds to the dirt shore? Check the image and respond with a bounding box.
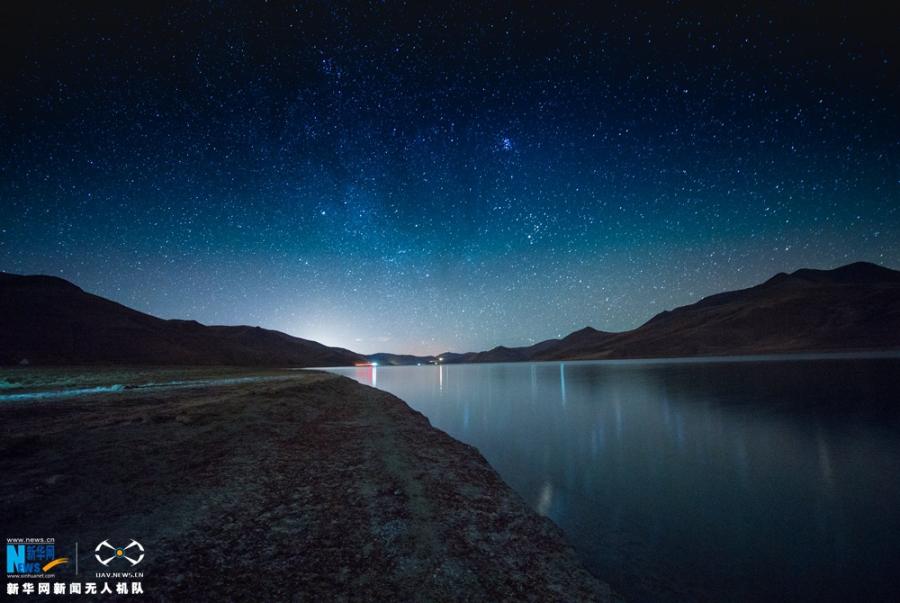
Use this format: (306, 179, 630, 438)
(0, 370, 619, 601)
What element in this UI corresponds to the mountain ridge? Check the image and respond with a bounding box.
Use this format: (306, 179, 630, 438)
(0, 272, 365, 367)
(3, 262, 898, 367)
(370, 262, 900, 365)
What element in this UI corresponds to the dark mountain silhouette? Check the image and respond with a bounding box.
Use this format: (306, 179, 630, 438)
(410, 262, 900, 364)
(0, 273, 365, 366)
(6, 262, 898, 368)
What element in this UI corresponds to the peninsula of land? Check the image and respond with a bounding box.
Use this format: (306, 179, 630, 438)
(0, 369, 619, 601)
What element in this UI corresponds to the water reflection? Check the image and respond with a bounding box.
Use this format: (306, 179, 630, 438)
(560, 362, 567, 406)
(353, 364, 376, 388)
(332, 354, 900, 603)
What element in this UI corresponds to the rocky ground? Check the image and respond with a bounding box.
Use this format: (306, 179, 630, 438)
(0, 369, 620, 601)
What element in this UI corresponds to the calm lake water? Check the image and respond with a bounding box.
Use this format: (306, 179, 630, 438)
(330, 354, 900, 602)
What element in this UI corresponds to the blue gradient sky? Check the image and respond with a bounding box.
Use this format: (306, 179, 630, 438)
(1, 2, 897, 354)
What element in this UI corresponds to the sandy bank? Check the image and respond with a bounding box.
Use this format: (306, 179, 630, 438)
(0, 370, 619, 601)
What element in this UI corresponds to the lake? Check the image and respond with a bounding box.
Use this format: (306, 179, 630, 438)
(329, 353, 900, 602)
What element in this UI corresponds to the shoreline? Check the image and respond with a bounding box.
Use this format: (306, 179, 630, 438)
(368, 347, 900, 367)
(0, 370, 619, 601)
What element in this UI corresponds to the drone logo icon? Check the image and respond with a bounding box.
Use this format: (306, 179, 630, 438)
(94, 539, 144, 567)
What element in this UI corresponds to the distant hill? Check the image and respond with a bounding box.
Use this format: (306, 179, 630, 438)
(7, 262, 898, 368)
(420, 262, 900, 364)
(367, 352, 437, 366)
(0, 273, 365, 367)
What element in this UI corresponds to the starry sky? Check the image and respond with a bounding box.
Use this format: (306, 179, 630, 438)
(1, 2, 897, 355)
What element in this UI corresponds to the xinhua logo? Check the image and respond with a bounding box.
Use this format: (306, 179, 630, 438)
(94, 540, 144, 567)
(6, 542, 69, 575)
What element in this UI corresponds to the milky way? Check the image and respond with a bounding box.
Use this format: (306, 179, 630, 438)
(1, 3, 897, 354)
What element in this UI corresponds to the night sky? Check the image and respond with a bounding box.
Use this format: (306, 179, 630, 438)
(1, 2, 897, 354)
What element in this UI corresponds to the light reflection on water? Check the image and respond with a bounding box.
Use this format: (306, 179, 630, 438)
(331, 354, 900, 603)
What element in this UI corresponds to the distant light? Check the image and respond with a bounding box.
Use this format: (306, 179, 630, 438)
(371, 362, 378, 367)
